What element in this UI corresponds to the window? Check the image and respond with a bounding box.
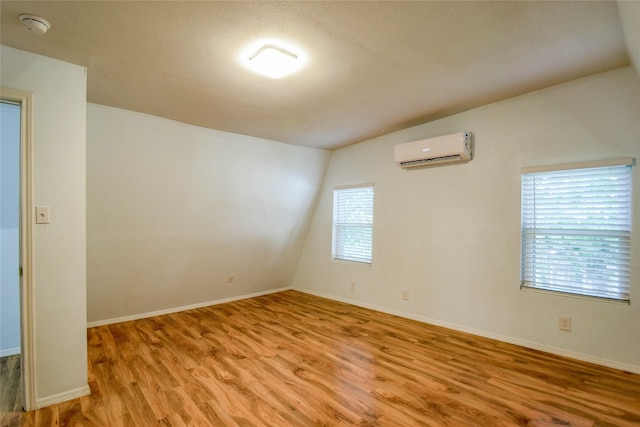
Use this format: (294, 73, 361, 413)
(520, 158, 634, 302)
(332, 184, 374, 264)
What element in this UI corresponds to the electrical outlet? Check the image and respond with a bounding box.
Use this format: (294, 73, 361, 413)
(402, 290, 409, 300)
(227, 275, 235, 284)
(559, 316, 571, 332)
(350, 282, 356, 291)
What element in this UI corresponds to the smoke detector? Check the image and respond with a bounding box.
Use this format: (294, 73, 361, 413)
(19, 14, 50, 35)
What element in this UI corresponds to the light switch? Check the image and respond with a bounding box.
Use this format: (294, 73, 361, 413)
(35, 206, 50, 224)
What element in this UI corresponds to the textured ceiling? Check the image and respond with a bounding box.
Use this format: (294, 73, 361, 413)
(0, 1, 630, 150)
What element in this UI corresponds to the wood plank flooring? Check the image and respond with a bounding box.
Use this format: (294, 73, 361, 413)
(1, 354, 22, 427)
(2, 290, 640, 426)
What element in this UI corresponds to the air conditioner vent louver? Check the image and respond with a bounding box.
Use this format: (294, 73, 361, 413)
(400, 155, 462, 167)
(395, 132, 473, 169)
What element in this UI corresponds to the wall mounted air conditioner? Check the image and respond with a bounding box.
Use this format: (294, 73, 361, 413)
(394, 132, 473, 169)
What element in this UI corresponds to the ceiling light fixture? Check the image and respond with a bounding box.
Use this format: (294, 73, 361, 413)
(19, 14, 50, 35)
(248, 44, 300, 79)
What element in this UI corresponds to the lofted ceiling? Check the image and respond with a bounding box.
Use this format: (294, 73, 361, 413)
(0, 1, 631, 150)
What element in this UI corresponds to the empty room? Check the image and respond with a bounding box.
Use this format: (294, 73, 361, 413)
(1, 1, 639, 426)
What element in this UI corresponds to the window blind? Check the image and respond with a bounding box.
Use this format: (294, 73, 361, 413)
(521, 164, 632, 302)
(332, 185, 374, 264)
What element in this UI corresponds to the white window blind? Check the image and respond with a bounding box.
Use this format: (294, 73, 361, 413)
(521, 162, 633, 302)
(332, 184, 374, 264)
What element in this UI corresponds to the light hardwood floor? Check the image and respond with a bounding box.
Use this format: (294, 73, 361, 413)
(2, 290, 639, 426)
(1, 354, 22, 427)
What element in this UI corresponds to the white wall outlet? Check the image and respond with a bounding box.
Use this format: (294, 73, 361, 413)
(35, 206, 50, 224)
(350, 282, 356, 291)
(402, 290, 409, 300)
(227, 275, 235, 284)
(559, 316, 572, 332)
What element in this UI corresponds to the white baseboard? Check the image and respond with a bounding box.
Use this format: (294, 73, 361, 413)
(87, 286, 293, 328)
(0, 347, 20, 358)
(36, 385, 91, 409)
(295, 288, 640, 375)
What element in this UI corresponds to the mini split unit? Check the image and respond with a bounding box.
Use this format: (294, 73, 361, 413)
(395, 132, 473, 169)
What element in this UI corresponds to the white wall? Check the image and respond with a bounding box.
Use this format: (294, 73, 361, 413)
(0, 46, 89, 404)
(618, 1, 640, 77)
(1, 102, 21, 356)
(86, 104, 329, 323)
(294, 66, 640, 373)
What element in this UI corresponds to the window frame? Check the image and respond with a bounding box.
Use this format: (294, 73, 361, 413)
(520, 158, 634, 303)
(332, 183, 374, 265)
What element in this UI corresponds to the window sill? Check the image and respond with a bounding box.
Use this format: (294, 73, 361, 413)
(332, 258, 372, 266)
(520, 286, 630, 305)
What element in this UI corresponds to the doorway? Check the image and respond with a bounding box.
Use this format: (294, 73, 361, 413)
(1, 88, 35, 414)
(1, 100, 22, 422)
(1, 101, 21, 357)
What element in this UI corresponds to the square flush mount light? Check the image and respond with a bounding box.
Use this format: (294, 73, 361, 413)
(248, 44, 300, 79)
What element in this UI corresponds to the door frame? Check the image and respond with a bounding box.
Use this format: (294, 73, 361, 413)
(1, 87, 36, 411)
